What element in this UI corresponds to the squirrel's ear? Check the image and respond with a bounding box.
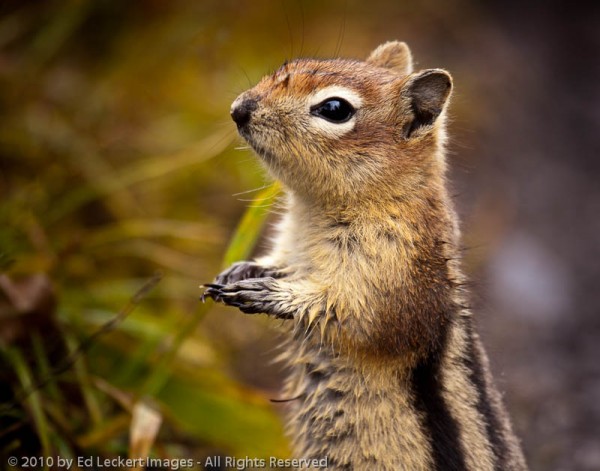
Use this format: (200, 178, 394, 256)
(367, 41, 413, 76)
(401, 69, 452, 138)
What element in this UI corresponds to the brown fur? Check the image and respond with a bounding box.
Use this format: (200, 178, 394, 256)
(208, 41, 527, 470)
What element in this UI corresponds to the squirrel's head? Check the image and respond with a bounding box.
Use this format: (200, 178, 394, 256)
(231, 41, 452, 206)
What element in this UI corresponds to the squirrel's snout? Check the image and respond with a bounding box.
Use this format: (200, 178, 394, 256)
(231, 98, 257, 128)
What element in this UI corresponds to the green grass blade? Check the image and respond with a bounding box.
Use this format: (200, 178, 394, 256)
(31, 332, 64, 405)
(222, 182, 282, 268)
(64, 334, 103, 427)
(4, 346, 52, 460)
(158, 374, 289, 458)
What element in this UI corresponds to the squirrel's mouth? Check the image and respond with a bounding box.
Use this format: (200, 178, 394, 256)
(247, 139, 277, 166)
(235, 117, 279, 167)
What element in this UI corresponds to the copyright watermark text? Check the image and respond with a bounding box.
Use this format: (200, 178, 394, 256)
(7, 455, 329, 469)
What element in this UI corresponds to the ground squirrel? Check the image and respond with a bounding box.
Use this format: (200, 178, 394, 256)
(205, 41, 527, 471)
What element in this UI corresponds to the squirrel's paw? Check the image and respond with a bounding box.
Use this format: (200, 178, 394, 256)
(213, 261, 284, 285)
(203, 277, 293, 319)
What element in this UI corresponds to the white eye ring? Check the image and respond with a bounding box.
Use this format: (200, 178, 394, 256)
(307, 86, 362, 138)
(309, 86, 363, 110)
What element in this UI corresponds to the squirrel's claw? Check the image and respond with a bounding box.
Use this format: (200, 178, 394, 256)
(203, 283, 225, 289)
(201, 285, 224, 302)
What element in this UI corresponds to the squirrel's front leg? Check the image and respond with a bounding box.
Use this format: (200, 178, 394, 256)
(204, 277, 323, 321)
(213, 260, 284, 285)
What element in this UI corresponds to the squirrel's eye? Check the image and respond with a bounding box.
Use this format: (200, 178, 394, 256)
(311, 98, 355, 123)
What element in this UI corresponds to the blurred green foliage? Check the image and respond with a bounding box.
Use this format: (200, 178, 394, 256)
(0, 1, 302, 467)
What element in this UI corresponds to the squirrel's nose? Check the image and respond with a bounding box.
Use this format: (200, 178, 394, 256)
(231, 98, 257, 127)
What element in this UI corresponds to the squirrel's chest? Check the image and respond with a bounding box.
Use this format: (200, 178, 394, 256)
(282, 219, 406, 279)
